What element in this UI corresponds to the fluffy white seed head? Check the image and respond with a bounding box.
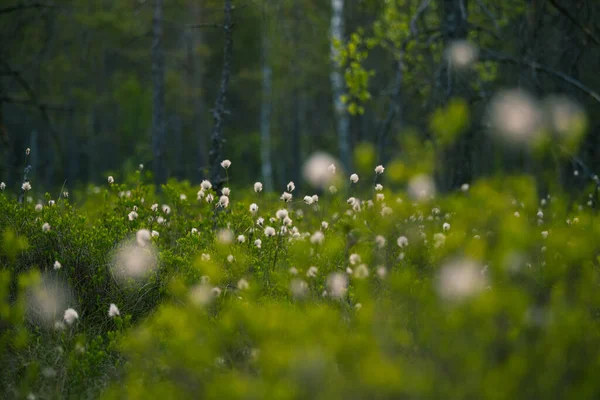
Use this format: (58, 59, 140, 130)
(108, 176, 114, 184)
(264, 226, 276, 237)
(22, 182, 32, 191)
(302, 152, 340, 189)
(222, 187, 230, 196)
(280, 192, 293, 202)
(254, 182, 263, 192)
(397, 236, 408, 248)
(375, 165, 385, 174)
(220, 159, 231, 169)
(201, 180, 212, 190)
(327, 273, 348, 298)
(53, 261, 62, 270)
(350, 173, 359, 183)
(437, 259, 487, 302)
(42, 222, 51, 232)
(287, 181, 295, 192)
(108, 303, 120, 318)
(63, 308, 79, 325)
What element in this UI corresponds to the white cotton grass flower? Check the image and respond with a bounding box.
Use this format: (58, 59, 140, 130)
(377, 266, 387, 279)
(218, 195, 229, 208)
(35, 204, 43, 212)
(349, 253, 361, 265)
(53, 261, 62, 270)
(22, 182, 32, 191)
(26, 147, 31, 155)
(220, 159, 231, 169)
(254, 182, 263, 192)
(264, 226, 276, 237)
(443, 222, 451, 232)
(381, 206, 393, 216)
(276, 209, 288, 219)
(48, 200, 56, 207)
(461, 183, 470, 192)
(541, 231, 548, 239)
(303, 195, 314, 205)
(161, 204, 171, 214)
(237, 235, 246, 243)
(287, 181, 295, 192)
(487, 90, 543, 144)
(201, 253, 211, 261)
(151, 203, 159, 212)
(222, 187, 230, 196)
(327, 273, 348, 298)
(111, 237, 158, 285)
(397, 236, 408, 248)
(321, 221, 329, 230)
(311, 195, 319, 203)
(108, 303, 120, 318)
(108, 176, 114, 184)
(310, 231, 324, 245)
(350, 173, 359, 183)
(256, 217, 265, 226)
(375, 235, 386, 248)
(0, 182, 5, 190)
(347, 197, 357, 206)
(179, 194, 187, 201)
(375, 184, 383, 191)
(237, 279, 249, 290)
(128, 211, 138, 221)
(63, 308, 79, 325)
(254, 239, 262, 248)
(151, 230, 159, 238)
(306, 266, 318, 278)
(301, 152, 341, 189)
(408, 174, 436, 202)
(42, 222, 51, 232)
(280, 192, 293, 202)
(376, 193, 384, 202)
(249, 203, 258, 214)
(201, 180, 212, 190)
(227, 254, 235, 263)
(436, 258, 487, 302)
(375, 165, 385, 174)
(446, 40, 478, 68)
(329, 185, 337, 194)
(206, 194, 214, 203)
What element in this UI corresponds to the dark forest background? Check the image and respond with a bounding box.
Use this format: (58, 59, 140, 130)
(1, 0, 599, 194)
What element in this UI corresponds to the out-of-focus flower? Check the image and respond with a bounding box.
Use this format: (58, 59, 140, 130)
(108, 303, 120, 318)
(350, 174, 359, 183)
(375, 165, 385, 174)
(254, 182, 263, 192)
(63, 308, 79, 325)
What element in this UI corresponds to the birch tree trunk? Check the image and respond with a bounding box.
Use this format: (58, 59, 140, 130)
(260, 29, 274, 192)
(330, 0, 351, 170)
(152, 0, 167, 189)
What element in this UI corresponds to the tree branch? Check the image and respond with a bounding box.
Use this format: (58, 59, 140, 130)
(548, 0, 600, 46)
(479, 48, 600, 104)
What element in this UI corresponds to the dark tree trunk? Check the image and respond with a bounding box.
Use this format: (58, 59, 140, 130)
(208, 0, 234, 189)
(152, 0, 167, 189)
